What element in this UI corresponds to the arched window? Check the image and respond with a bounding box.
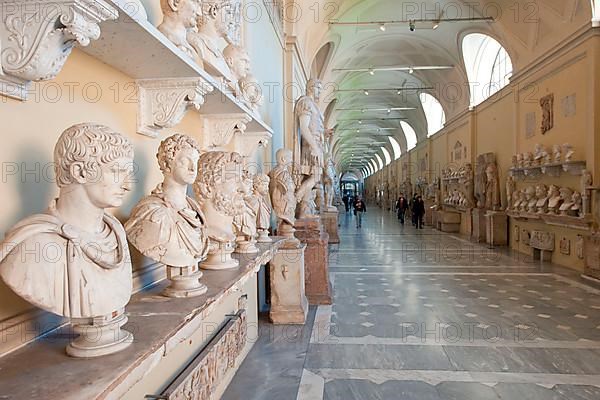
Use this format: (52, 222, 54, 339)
(375, 154, 384, 170)
(420, 93, 445, 136)
(388, 137, 401, 160)
(381, 147, 391, 166)
(462, 33, 513, 106)
(400, 121, 417, 150)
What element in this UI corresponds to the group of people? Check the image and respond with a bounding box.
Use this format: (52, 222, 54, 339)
(395, 193, 426, 229)
(342, 194, 367, 228)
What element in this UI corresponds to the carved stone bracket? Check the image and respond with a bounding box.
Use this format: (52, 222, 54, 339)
(0, 0, 118, 100)
(136, 78, 214, 138)
(197, 113, 252, 150)
(233, 130, 272, 160)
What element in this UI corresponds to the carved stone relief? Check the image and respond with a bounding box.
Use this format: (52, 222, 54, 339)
(559, 237, 571, 256)
(540, 93, 554, 135)
(530, 230, 555, 251)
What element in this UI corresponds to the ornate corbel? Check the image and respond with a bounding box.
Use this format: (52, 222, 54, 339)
(136, 78, 214, 138)
(233, 130, 272, 160)
(197, 113, 252, 150)
(0, 0, 118, 100)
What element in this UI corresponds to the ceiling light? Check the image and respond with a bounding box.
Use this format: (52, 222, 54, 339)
(369, 68, 375, 75)
(432, 21, 440, 30)
(361, 109, 366, 113)
(364, 90, 369, 96)
(409, 67, 414, 74)
(358, 120, 362, 124)
(379, 23, 386, 32)
(387, 108, 391, 113)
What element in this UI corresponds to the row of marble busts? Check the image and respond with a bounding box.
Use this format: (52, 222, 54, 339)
(510, 184, 582, 217)
(512, 143, 575, 168)
(157, 0, 262, 112)
(0, 124, 280, 358)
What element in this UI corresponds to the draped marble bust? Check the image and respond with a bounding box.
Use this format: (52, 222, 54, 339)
(0, 123, 134, 320)
(125, 134, 209, 268)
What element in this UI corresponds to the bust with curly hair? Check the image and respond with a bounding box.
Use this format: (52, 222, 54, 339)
(0, 123, 135, 357)
(193, 150, 245, 269)
(125, 133, 209, 297)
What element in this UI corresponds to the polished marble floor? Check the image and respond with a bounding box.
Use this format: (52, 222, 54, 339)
(224, 208, 600, 400)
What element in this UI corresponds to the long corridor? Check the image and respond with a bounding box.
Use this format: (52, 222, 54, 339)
(224, 208, 600, 400)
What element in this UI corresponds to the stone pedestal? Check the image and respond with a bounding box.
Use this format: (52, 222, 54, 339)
(439, 211, 460, 233)
(471, 208, 487, 243)
(485, 211, 508, 246)
(584, 233, 600, 280)
(269, 244, 309, 324)
(294, 217, 332, 305)
(321, 210, 340, 244)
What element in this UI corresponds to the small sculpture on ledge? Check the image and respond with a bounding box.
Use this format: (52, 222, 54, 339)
(253, 174, 272, 243)
(126, 134, 208, 298)
(158, 0, 201, 60)
(552, 144, 562, 163)
(506, 175, 516, 211)
(533, 144, 547, 166)
(233, 171, 259, 254)
(570, 192, 582, 217)
(194, 151, 245, 269)
(511, 189, 523, 211)
(517, 190, 528, 212)
(523, 152, 533, 167)
(525, 186, 537, 213)
(516, 153, 524, 168)
(224, 44, 251, 97)
(563, 143, 574, 162)
(534, 184, 549, 214)
(546, 185, 562, 215)
(558, 187, 575, 215)
(0, 123, 135, 357)
(239, 74, 263, 113)
(269, 149, 299, 245)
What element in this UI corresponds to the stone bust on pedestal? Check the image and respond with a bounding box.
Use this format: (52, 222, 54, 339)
(223, 44, 251, 97)
(232, 171, 259, 254)
(125, 134, 208, 298)
(253, 173, 272, 243)
(0, 123, 135, 357)
(193, 151, 244, 269)
(158, 0, 201, 59)
(269, 149, 299, 243)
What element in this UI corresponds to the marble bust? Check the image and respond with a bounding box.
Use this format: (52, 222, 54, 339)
(269, 149, 298, 239)
(232, 171, 259, 254)
(158, 0, 201, 59)
(239, 73, 263, 113)
(253, 173, 272, 243)
(534, 184, 549, 213)
(193, 151, 245, 269)
(512, 189, 522, 210)
(552, 144, 562, 163)
(125, 134, 208, 297)
(546, 185, 562, 214)
(559, 187, 575, 214)
(525, 186, 537, 213)
(518, 190, 528, 212)
(0, 123, 134, 357)
(187, 0, 236, 81)
(223, 44, 251, 96)
(570, 192, 582, 217)
(563, 143, 574, 162)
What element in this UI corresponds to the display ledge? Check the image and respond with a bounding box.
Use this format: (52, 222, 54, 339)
(509, 161, 587, 179)
(80, 0, 272, 135)
(443, 204, 471, 212)
(442, 177, 462, 182)
(507, 211, 594, 231)
(0, 238, 287, 400)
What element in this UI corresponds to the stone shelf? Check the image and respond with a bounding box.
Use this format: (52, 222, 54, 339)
(80, 0, 272, 136)
(509, 161, 587, 180)
(0, 239, 287, 400)
(507, 211, 594, 231)
(443, 204, 471, 212)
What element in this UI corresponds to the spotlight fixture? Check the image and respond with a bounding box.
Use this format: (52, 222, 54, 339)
(387, 109, 391, 113)
(379, 23, 386, 32)
(432, 21, 440, 30)
(408, 67, 414, 74)
(409, 20, 415, 31)
(358, 120, 362, 124)
(364, 90, 369, 96)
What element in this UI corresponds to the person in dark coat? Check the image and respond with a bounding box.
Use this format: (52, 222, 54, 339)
(410, 193, 418, 226)
(353, 195, 367, 228)
(395, 194, 409, 224)
(342, 194, 349, 212)
(412, 195, 426, 229)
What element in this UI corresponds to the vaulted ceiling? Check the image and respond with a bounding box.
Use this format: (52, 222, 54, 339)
(293, 0, 593, 178)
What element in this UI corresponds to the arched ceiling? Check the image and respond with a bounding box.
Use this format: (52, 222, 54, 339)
(291, 0, 592, 175)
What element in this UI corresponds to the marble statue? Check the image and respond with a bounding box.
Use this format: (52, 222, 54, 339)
(533, 144, 546, 166)
(232, 171, 259, 254)
(240, 74, 263, 113)
(563, 143, 574, 162)
(269, 149, 298, 239)
(0, 123, 134, 357)
(546, 185, 562, 214)
(518, 190, 528, 212)
(581, 170, 593, 218)
(125, 134, 208, 298)
(570, 192, 582, 217)
(506, 176, 516, 211)
(558, 187, 575, 215)
(484, 162, 501, 210)
(512, 189, 523, 210)
(223, 44, 251, 96)
(323, 159, 337, 212)
(253, 174, 272, 243)
(194, 151, 245, 269)
(298, 189, 317, 218)
(525, 186, 537, 213)
(158, 0, 201, 59)
(552, 144, 562, 163)
(294, 79, 326, 217)
(187, 0, 235, 81)
(534, 184, 549, 214)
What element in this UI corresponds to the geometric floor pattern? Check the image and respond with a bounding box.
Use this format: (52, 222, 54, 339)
(223, 208, 600, 400)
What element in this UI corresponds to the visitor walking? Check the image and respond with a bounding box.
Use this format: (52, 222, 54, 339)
(410, 193, 418, 226)
(413, 195, 426, 229)
(353, 195, 367, 228)
(395, 194, 409, 224)
(342, 194, 349, 212)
